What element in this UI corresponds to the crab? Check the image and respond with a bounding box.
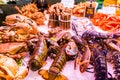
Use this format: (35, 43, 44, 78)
(0, 54, 28, 80)
(3, 14, 38, 35)
(0, 42, 28, 59)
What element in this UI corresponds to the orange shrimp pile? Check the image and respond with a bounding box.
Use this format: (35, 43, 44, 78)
(91, 13, 120, 33)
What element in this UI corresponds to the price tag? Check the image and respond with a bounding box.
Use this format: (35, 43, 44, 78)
(102, 7, 116, 14)
(85, 6, 95, 18)
(61, 0, 74, 8)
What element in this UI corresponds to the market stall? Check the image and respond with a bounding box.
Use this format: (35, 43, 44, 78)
(0, 0, 120, 80)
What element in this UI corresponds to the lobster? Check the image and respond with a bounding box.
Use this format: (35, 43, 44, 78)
(73, 30, 120, 79)
(72, 36, 85, 52)
(87, 36, 117, 80)
(38, 44, 68, 80)
(46, 31, 72, 59)
(92, 46, 108, 80)
(29, 36, 48, 71)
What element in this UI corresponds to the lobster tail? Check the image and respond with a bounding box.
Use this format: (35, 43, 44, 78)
(48, 45, 67, 80)
(93, 48, 108, 80)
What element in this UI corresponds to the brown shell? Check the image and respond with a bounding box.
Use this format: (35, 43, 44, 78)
(0, 54, 18, 77)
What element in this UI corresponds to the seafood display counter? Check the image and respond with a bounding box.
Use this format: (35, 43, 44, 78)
(0, 2, 120, 80)
(24, 24, 115, 80)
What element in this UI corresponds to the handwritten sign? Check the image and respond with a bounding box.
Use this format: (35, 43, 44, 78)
(102, 7, 116, 14)
(61, 0, 74, 8)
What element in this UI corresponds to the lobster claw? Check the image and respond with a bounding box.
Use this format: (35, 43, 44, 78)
(38, 70, 68, 80)
(53, 31, 72, 45)
(74, 52, 82, 70)
(106, 39, 120, 52)
(79, 45, 91, 73)
(65, 41, 78, 56)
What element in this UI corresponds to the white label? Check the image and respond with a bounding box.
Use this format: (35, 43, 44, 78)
(102, 7, 116, 14)
(61, 0, 74, 8)
(0, 9, 3, 13)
